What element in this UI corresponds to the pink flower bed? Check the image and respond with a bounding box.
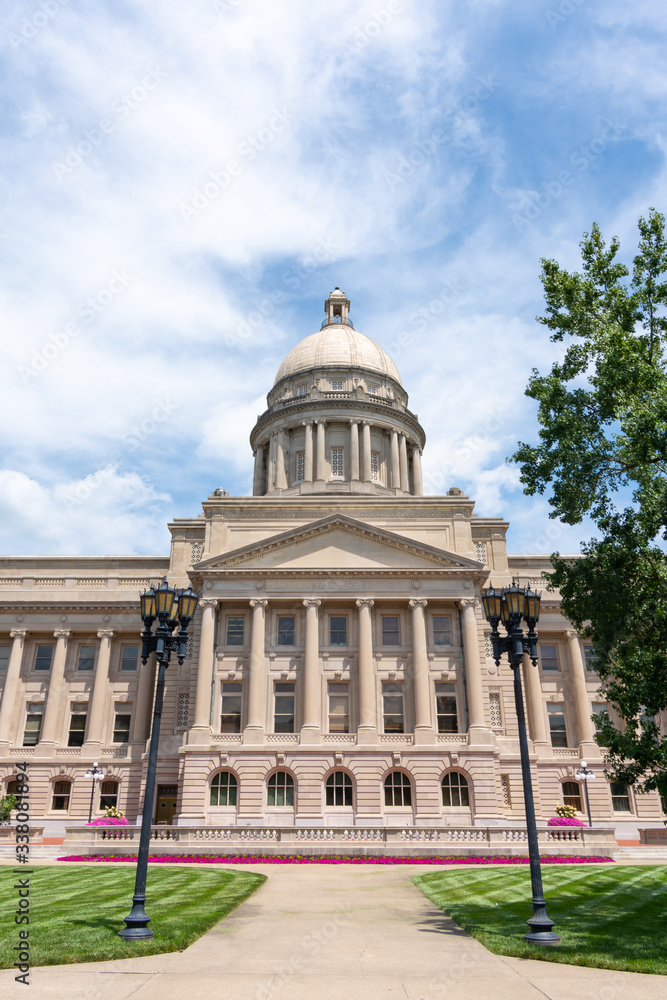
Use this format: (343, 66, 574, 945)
(57, 853, 614, 865)
(85, 816, 129, 827)
(547, 816, 587, 827)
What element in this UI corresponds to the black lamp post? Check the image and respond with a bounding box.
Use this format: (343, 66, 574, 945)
(119, 580, 199, 941)
(84, 761, 105, 823)
(481, 581, 561, 946)
(575, 761, 595, 828)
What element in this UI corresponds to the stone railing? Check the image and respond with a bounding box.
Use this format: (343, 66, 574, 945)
(61, 824, 618, 858)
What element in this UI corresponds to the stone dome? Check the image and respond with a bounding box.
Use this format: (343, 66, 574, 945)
(273, 289, 402, 386)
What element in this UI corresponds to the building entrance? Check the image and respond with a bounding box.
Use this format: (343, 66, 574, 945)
(155, 785, 178, 824)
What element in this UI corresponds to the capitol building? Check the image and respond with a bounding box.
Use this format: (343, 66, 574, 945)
(0, 289, 663, 850)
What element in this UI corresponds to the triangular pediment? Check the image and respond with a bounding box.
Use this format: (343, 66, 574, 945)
(194, 515, 483, 573)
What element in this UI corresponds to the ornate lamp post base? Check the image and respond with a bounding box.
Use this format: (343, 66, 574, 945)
(525, 904, 561, 945)
(118, 894, 153, 940)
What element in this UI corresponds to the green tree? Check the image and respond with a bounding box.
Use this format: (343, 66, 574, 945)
(512, 208, 667, 797)
(0, 794, 19, 824)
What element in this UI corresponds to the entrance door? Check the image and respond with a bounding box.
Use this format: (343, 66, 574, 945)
(155, 785, 178, 825)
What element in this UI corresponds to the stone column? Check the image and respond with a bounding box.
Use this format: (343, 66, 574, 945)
(245, 598, 268, 743)
(522, 652, 549, 752)
(362, 421, 372, 483)
(267, 433, 276, 492)
(132, 656, 156, 744)
(412, 446, 423, 496)
(252, 447, 265, 495)
(390, 430, 400, 489)
(567, 630, 598, 754)
(83, 630, 115, 748)
(356, 599, 376, 741)
(276, 430, 288, 490)
(349, 420, 360, 481)
(301, 599, 321, 743)
(188, 599, 218, 744)
(39, 630, 70, 749)
(304, 422, 314, 482)
(399, 433, 409, 492)
(316, 420, 327, 482)
(409, 599, 434, 743)
(459, 600, 492, 745)
(0, 630, 27, 750)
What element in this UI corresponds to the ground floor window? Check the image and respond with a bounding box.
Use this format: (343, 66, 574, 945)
(562, 781, 582, 811)
(268, 771, 294, 807)
(384, 771, 411, 807)
(326, 771, 353, 806)
(210, 771, 238, 806)
(52, 781, 71, 811)
(442, 772, 469, 807)
(611, 783, 632, 812)
(100, 780, 119, 810)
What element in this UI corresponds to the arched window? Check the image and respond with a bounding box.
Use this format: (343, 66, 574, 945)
(210, 771, 238, 806)
(100, 780, 119, 810)
(562, 781, 581, 811)
(268, 771, 294, 807)
(52, 781, 71, 811)
(442, 772, 469, 807)
(7, 779, 20, 796)
(326, 771, 353, 807)
(384, 771, 411, 807)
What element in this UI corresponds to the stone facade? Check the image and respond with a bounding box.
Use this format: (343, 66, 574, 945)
(0, 290, 663, 844)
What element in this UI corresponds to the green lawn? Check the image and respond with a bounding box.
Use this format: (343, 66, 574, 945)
(0, 865, 266, 968)
(413, 865, 667, 975)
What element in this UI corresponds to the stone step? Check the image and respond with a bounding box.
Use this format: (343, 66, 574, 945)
(617, 847, 667, 862)
(0, 845, 65, 860)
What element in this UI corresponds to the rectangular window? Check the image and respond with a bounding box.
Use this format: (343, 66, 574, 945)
(540, 644, 559, 671)
(113, 704, 132, 743)
(120, 645, 139, 671)
(382, 682, 404, 733)
(382, 616, 400, 646)
(220, 682, 243, 733)
(274, 682, 295, 733)
(331, 447, 344, 477)
(433, 615, 451, 646)
(330, 380, 344, 390)
(592, 702, 607, 733)
(68, 702, 88, 747)
(328, 682, 349, 733)
(370, 452, 379, 481)
(584, 645, 599, 670)
(226, 616, 245, 646)
(277, 616, 295, 646)
(100, 780, 118, 810)
(329, 616, 347, 646)
(547, 703, 568, 747)
(34, 645, 53, 671)
(297, 384, 308, 396)
(0, 645, 10, 671)
(367, 383, 378, 394)
(296, 451, 305, 482)
(435, 683, 458, 733)
(611, 782, 631, 812)
(77, 645, 96, 671)
(52, 781, 71, 811)
(23, 703, 43, 746)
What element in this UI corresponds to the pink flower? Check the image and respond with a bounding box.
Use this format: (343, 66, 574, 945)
(57, 852, 614, 865)
(547, 816, 586, 827)
(85, 816, 130, 827)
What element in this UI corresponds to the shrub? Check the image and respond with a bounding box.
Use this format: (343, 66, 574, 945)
(0, 794, 19, 824)
(554, 803, 578, 818)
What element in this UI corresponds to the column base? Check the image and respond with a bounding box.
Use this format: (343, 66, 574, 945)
(578, 741, 602, 760)
(242, 727, 266, 745)
(466, 726, 495, 747)
(532, 740, 553, 758)
(413, 727, 435, 746)
(356, 727, 378, 745)
(299, 728, 321, 745)
(187, 726, 211, 747)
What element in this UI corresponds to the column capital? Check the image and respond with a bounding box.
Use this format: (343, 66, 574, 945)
(53, 629, 71, 639)
(302, 420, 313, 427)
(316, 418, 327, 426)
(9, 629, 27, 639)
(250, 598, 268, 609)
(409, 598, 428, 610)
(199, 598, 219, 610)
(96, 630, 115, 639)
(361, 419, 373, 427)
(303, 599, 321, 609)
(565, 629, 580, 641)
(458, 598, 479, 612)
(356, 598, 374, 609)
(349, 417, 360, 425)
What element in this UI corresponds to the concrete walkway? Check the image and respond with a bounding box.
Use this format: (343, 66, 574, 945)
(2, 862, 666, 1000)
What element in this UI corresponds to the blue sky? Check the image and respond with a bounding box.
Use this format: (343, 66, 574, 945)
(0, 0, 665, 556)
